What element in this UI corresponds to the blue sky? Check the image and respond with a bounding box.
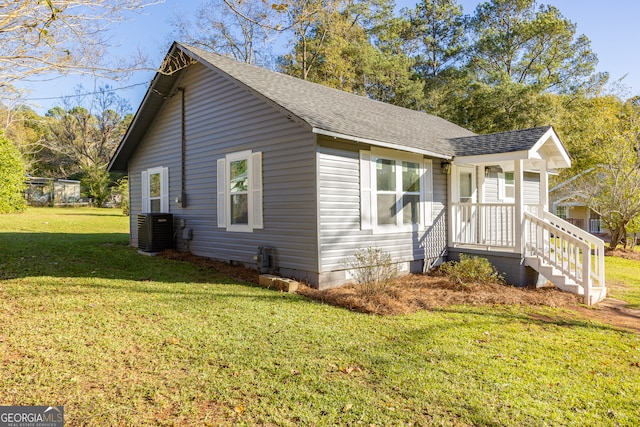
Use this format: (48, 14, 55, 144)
(18, 0, 640, 114)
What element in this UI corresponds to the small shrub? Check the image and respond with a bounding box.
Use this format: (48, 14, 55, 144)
(439, 254, 504, 287)
(347, 247, 396, 295)
(112, 177, 129, 215)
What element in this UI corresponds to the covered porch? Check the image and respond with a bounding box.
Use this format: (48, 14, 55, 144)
(446, 127, 606, 305)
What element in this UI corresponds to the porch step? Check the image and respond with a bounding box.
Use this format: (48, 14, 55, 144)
(525, 256, 583, 294)
(588, 286, 607, 305)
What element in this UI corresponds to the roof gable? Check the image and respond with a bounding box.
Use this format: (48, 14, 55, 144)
(450, 126, 571, 169)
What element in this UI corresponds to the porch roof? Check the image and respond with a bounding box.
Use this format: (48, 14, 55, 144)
(450, 126, 571, 169)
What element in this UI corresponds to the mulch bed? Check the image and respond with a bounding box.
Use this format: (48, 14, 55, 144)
(160, 250, 579, 315)
(159, 250, 640, 334)
(297, 275, 579, 316)
(606, 248, 640, 261)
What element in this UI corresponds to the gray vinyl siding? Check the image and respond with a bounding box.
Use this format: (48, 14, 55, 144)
(317, 139, 447, 282)
(483, 171, 540, 204)
(483, 172, 500, 202)
(128, 88, 182, 245)
(523, 172, 540, 205)
(477, 171, 541, 246)
(129, 62, 318, 278)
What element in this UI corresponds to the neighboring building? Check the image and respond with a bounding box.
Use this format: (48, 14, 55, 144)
(549, 171, 607, 237)
(24, 177, 81, 206)
(108, 42, 606, 304)
(551, 202, 604, 236)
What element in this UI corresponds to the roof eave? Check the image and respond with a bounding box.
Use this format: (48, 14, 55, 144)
(108, 43, 184, 172)
(453, 150, 530, 165)
(107, 42, 196, 172)
(313, 128, 453, 159)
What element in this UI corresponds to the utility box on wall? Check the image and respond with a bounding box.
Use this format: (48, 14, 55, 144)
(138, 213, 174, 253)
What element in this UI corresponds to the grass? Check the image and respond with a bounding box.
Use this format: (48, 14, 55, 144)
(1, 208, 639, 426)
(605, 255, 640, 308)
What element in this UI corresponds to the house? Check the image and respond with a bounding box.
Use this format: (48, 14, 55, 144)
(549, 169, 607, 237)
(552, 201, 604, 236)
(108, 42, 606, 304)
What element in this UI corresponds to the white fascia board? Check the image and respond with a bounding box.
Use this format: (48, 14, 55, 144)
(453, 150, 529, 165)
(531, 127, 572, 168)
(312, 128, 452, 160)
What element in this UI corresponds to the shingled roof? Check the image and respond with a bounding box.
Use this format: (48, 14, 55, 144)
(109, 42, 566, 172)
(181, 44, 474, 157)
(450, 126, 553, 157)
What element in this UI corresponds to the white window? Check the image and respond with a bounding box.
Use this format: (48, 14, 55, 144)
(555, 205, 567, 219)
(217, 150, 263, 232)
(459, 171, 473, 203)
(499, 171, 515, 202)
(360, 149, 432, 232)
(141, 166, 169, 213)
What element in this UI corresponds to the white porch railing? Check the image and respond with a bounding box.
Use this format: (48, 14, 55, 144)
(523, 211, 605, 304)
(451, 203, 606, 304)
(451, 203, 524, 248)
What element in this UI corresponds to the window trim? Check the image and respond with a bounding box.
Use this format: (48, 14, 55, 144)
(217, 150, 263, 232)
(554, 205, 567, 219)
(141, 166, 169, 213)
(498, 171, 515, 202)
(360, 148, 432, 233)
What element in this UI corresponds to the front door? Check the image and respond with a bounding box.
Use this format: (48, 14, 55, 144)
(454, 166, 477, 243)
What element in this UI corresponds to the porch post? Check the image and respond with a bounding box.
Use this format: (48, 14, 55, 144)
(514, 159, 524, 254)
(539, 161, 548, 213)
(447, 164, 453, 248)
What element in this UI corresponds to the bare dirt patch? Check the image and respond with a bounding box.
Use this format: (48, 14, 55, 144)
(161, 250, 640, 334)
(572, 299, 640, 334)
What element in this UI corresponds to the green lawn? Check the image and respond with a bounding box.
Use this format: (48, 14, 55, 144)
(605, 255, 640, 308)
(1, 208, 639, 426)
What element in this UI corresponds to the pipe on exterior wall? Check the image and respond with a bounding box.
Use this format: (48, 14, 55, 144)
(178, 87, 187, 208)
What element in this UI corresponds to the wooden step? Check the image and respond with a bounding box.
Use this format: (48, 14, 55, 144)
(587, 286, 607, 305)
(525, 256, 582, 294)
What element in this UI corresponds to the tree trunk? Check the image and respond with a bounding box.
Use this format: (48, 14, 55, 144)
(609, 227, 625, 250)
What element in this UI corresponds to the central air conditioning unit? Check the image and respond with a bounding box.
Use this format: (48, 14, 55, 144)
(137, 213, 174, 253)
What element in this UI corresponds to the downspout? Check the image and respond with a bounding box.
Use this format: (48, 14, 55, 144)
(178, 87, 187, 208)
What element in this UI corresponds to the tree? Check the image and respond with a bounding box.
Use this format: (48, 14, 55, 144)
(466, 0, 599, 93)
(2, 104, 50, 174)
(171, 0, 277, 65)
(438, 0, 605, 133)
(277, 0, 342, 80)
(112, 176, 129, 215)
(569, 101, 640, 248)
(279, 0, 424, 108)
(552, 94, 623, 175)
(83, 165, 111, 207)
(38, 85, 131, 205)
(0, 132, 27, 213)
(403, 0, 466, 79)
(0, 0, 158, 97)
(443, 79, 558, 133)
